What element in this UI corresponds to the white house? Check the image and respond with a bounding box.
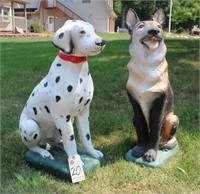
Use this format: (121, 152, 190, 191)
(0, 0, 117, 33)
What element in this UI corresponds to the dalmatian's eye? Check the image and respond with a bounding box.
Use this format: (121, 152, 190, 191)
(157, 24, 162, 29)
(80, 30, 86, 34)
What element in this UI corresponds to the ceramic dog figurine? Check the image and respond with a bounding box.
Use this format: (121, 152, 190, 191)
(125, 9, 179, 162)
(19, 20, 105, 164)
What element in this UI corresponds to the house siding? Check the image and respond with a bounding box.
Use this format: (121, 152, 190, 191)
(58, 0, 111, 32)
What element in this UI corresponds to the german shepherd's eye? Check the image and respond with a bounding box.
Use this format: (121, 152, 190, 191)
(138, 24, 145, 29)
(80, 30, 86, 34)
(157, 24, 162, 29)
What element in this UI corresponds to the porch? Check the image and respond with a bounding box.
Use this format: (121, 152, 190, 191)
(0, 0, 29, 33)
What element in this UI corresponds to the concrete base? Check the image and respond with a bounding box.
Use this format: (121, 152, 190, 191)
(125, 144, 179, 168)
(25, 144, 103, 181)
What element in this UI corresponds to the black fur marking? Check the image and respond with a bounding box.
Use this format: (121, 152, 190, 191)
(58, 129, 62, 136)
(86, 133, 90, 141)
(80, 78, 83, 84)
(55, 76, 60, 83)
(127, 91, 149, 147)
(79, 97, 83, 104)
(32, 92, 35, 97)
(67, 85, 73, 92)
(70, 134, 74, 141)
(87, 71, 90, 76)
(57, 63, 62, 67)
(33, 107, 37, 115)
(24, 137, 27, 142)
(33, 134, 38, 139)
(66, 115, 71, 122)
(44, 82, 48, 87)
(44, 106, 50, 113)
(56, 96, 61, 102)
(148, 92, 168, 149)
(84, 99, 90, 106)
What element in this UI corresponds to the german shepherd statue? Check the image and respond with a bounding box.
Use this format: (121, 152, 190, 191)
(125, 9, 179, 162)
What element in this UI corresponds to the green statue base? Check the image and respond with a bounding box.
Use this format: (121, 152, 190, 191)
(125, 144, 179, 168)
(25, 144, 103, 181)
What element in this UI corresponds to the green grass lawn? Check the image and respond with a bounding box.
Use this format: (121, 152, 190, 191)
(1, 33, 199, 193)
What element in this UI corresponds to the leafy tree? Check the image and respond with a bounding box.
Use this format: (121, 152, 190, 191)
(172, 0, 200, 32)
(113, 0, 200, 33)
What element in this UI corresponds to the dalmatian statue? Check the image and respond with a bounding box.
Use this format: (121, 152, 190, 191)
(19, 20, 105, 164)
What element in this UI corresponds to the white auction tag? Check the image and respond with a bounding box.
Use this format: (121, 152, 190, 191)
(68, 154, 85, 183)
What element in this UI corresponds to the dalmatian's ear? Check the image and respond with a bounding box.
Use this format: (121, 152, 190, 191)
(53, 22, 74, 54)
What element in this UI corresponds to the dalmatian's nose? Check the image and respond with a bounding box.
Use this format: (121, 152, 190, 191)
(95, 39, 106, 47)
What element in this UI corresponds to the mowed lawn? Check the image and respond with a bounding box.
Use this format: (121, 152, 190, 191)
(1, 33, 199, 193)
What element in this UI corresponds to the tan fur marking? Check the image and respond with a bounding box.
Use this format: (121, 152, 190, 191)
(162, 112, 175, 141)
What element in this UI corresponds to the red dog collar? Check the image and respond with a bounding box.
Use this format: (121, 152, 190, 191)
(58, 51, 88, 64)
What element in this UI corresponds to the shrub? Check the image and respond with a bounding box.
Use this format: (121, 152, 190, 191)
(30, 21, 44, 33)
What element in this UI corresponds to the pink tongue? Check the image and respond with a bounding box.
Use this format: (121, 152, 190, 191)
(145, 40, 159, 51)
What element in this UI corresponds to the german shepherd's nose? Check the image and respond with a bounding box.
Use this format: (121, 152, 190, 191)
(148, 29, 159, 36)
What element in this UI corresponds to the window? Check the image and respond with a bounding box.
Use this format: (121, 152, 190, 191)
(1, 7, 10, 21)
(3, 7, 10, 16)
(82, 0, 91, 3)
(49, 17, 54, 24)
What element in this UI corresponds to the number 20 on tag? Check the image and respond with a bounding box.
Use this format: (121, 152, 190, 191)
(68, 155, 85, 183)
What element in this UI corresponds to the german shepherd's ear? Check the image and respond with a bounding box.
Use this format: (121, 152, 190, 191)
(153, 9, 165, 25)
(52, 21, 74, 54)
(125, 9, 140, 33)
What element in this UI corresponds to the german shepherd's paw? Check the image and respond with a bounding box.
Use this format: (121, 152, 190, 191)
(144, 148, 157, 162)
(131, 145, 145, 158)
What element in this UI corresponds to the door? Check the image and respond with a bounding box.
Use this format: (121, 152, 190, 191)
(48, 16, 54, 32)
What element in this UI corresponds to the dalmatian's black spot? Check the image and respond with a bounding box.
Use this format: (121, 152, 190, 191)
(86, 133, 90, 140)
(57, 63, 62, 67)
(88, 71, 90, 76)
(80, 78, 83, 84)
(32, 92, 35, 97)
(58, 129, 62, 136)
(33, 107, 37, 115)
(44, 106, 50, 113)
(70, 134, 74, 141)
(59, 32, 64, 39)
(44, 82, 48, 87)
(79, 97, 83, 104)
(66, 115, 71, 122)
(24, 137, 27, 142)
(33, 134, 38, 139)
(84, 99, 90, 106)
(55, 76, 60, 83)
(56, 96, 61, 102)
(67, 85, 73, 92)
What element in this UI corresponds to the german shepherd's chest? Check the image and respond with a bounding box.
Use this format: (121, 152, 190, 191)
(126, 58, 168, 123)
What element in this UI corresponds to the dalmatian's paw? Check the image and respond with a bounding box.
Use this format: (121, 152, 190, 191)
(29, 146, 54, 159)
(86, 148, 103, 158)
(41, 150, 54, 159)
